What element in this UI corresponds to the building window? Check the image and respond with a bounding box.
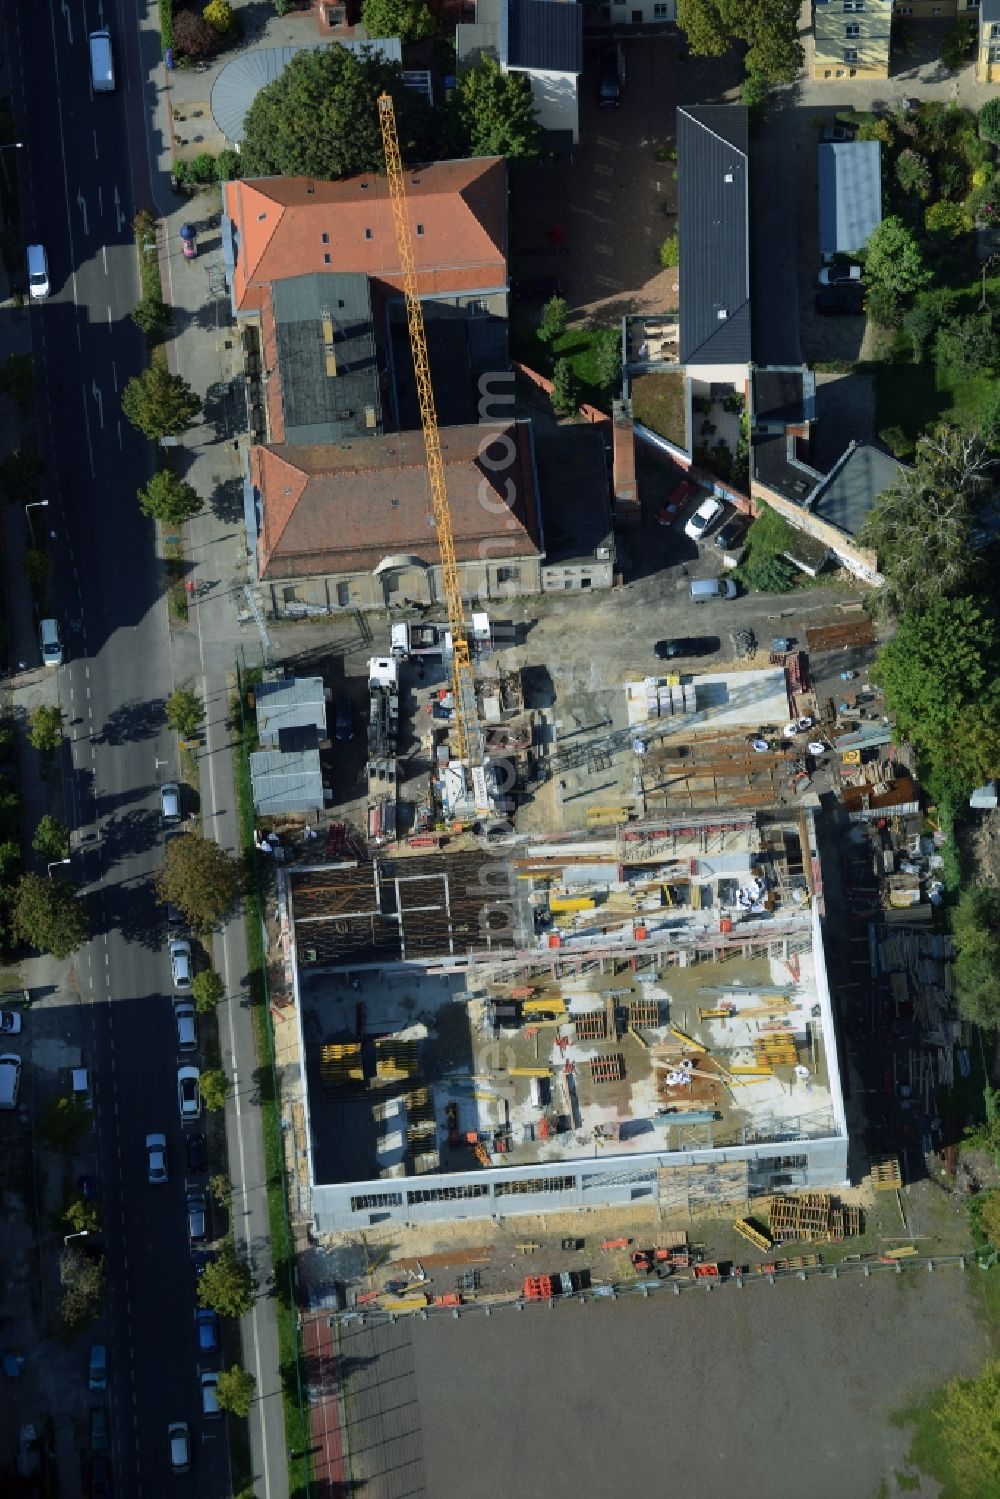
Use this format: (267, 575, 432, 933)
(845, 21, 860, 36)
(282, 585, 297, 605)
(494, 1175, 576, 1197)
(843, 0, 864, 7)
(350, 1192, 402, 1212)
(406, 1183, 490, 1204)
(364, 227, 373, 240)
(653, 2, 668, 13)
(843, 48, 858, 60)
(336, 582, 350, 607)
(991, 42, 1000, 58)
(323, 253, 331, 264)
(496, 566, 520, 584)
(992, 21, 1000, 34)
(321, 232, 330, 244)
(416, 223, 425, 236)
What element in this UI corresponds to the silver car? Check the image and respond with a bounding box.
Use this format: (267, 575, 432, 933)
(177, 1065, 201, 1121)
(145, 1132, 168, 1184)
(169, 939, 192, 992)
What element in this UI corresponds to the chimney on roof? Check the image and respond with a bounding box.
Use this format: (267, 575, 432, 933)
(321, 311, 337, 377)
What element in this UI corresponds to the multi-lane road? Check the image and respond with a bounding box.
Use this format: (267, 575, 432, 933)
(7, 0, 234, 1492)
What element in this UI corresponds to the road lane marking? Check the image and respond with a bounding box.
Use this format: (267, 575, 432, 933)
(93, 128, 99, 160)
(76, 188, 89, 236)
(102, 244, 108, 275)
(79, 384, 96, 477)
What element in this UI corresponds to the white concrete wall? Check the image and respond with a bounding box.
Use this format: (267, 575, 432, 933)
(505, 65, 579, 143)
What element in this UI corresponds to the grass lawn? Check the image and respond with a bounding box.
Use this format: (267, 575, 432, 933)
(873, 359, 994, 446)
(630, 371, 687, 448)
(510, 317, 614, 408)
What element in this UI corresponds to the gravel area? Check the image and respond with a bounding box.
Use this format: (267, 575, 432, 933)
(340, 1266, 989, 1499)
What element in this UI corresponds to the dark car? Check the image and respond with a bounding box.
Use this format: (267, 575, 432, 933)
(598, 44, 622, 108)
(820, 123, 855, 143)
(655, 637, 720, 661)
(715, 516, 749, 552)
(186, 1132, 208, 1172)
(90, 1453, 113, 1498)
(815, 285, 864, 316)
(333, 696, 353, 741)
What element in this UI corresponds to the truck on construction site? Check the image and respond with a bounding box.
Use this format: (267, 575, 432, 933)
(390, 612, 517, 662)
(367, 656, 399, 845)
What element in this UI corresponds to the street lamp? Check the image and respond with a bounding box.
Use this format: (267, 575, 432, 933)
(47, 858, 70, 879)
(25, 498, 48, 545)
(63, 1230, 89, 1246)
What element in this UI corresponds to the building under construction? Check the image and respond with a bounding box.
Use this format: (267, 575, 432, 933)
(284, 808, 849, 1233)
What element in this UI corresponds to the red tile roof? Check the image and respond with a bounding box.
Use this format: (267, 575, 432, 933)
(224, 160, 508, 312)
(251, 422, 541, 579)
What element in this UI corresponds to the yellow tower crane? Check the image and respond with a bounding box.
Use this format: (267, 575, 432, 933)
(377, 93, 483, 776)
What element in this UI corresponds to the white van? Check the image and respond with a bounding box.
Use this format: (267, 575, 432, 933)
(0, 1052, 20, 1110)
(26, 244, 49, 300)
(690, 577, 737, 603)
(89, 30, 115, 93)
(40, 618, 63, 667)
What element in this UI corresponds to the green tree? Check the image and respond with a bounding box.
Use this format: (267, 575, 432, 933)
(977, 386, 1000, 452)
(936, 313, 996, 375)
(121, 364, 201, 441)
(864, 215, 933, 299)
(0, 441, 45, 506)
(165, 687, 205, 738)
(199, 1069, 229, 1112)
(737, 552, 795, 593)
(59, 1248, 104, 1330)
(941, 14, 977, 70)
(21, 546, 51, 600)
(12, 872, 88, 958)
(209, 1172, 232, 1209)
(216, 1364, 257, 1417)
(0, 840, 21, 879)
(0, 352, 36, 414)
(157, 833, 243, 933)
(198, 1246, 255, 1317)
(551, 358, 579, 417)
(659, 233, 679, 268)
(241, 47, 431, 180)
(979, 96, 1000, 146)
(865, 282, 903, 330)
(895, 148, 932, 199)
(32, 815, 69, 863)
(903, 288, 955, 362)
(977, 1190, 1000, 1247)
(922, 1360, 1000, 1495)
(858, 425, 993, 618)
(28, 705, 64, 754)
(676, 0, 803, 83)
(40, 1094, 92, 1152)
(924, 198, 973, 237)
(131, 297, 172, 337)
(63, 1193, 100, 1235)
(138, 470, 203, 526)
(871, 597, 1000, 797)
(173, 8, 222, 58)
(203, 0, 234, 30)
(595, 330, 622, 393)
(447, 55, 541, 160)
(361, 0, 434, 42)
(538, 295, 568, 344)
(192, 968, 225, 1014)
(953, 884, 1000, 1026)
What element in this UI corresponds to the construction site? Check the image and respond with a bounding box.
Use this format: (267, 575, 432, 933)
(277, 807, 848, 1234)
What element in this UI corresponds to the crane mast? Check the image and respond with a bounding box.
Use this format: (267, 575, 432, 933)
(377, 93, 483, 773)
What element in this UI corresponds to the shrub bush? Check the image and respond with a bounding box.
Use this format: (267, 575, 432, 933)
(879, 426, 916, 459)
(865, 282, 903, 328)
(203, 0, 233, 30)
(979, 97, 1000, 146)
(895, 149, 931, 199)
(936, 157, 967, 201)
(941, 16, 976, 70)
(659, 233, 679, 268)
(172, 8, 222, 57)
(857, 117, 893, 146)
(158, 0, 173, 54)
(924, 198, 973, 237)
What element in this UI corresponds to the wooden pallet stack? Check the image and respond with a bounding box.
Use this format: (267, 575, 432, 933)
(575, 1011, 607, 1041)
(754, 1034, 798, 1069)
(768, 1192, 864, 1243)
(590, 1053, 625, 1084)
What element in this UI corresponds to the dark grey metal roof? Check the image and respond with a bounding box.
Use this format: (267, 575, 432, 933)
(534, 426, 613, 566)
(256, 676, 328, 749)
(982, 0, 1000, 21)
(751, 430, 824, 504)
(810, 442, 900, 539)
(753, 369, 805, 427)
(272, 273, 381, 446)
(506, 0, 582, 73)
(210, 40, 402, 144)
(388, 305, 510, 430)
(677, 106, 750, 368)
(249, 749, 325, 815)
(818, 142, 882, 259)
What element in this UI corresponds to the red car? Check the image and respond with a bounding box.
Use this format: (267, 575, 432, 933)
(655, 478, 696, 526)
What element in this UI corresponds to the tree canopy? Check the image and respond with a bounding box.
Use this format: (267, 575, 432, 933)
(156, 832, 243, 933)
(917, 1360, 1000, 1496)
(198, 1246, 255, 1317)
(165, 687, 205, 739)
(953, 884, 1000, 1027)
(857, 426, 994, 618)
(138, 470, 203, 526)
(121, 364, 201, 441)
(60, 1247, 104, 1331)
(870, 596, 1000, 798)
(446, 56, 541, 160)
(676, 0, 803, 83)
(199, 1069, 229, 1112)
(864, 215, 933, 299)
(361, 0, 434, 42)
(241, 47, 432, 180)
(217, 1364, 257, 1417)
(192, 968, 225, 1014)
(32, 815, 70, 862)
(13, 873, 88, 959)
(28, 705, 63, 754)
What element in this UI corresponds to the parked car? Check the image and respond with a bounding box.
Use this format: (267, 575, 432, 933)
(160, 782, 182, 825)
(598, 42, 622, 108)
(715, 516, 749, 552)
(169, 939, 193, 992)
(815, 285, 864, 316)
(817, 263, 861, 286)
(684, 496, 724, 542)
(145, 1132, 168, 1184)
(200, 1370, 221, 1420)
(333, 697, 353, 741)
(90, 1407, 110, 1454)
(186, 1189, 207, 1245)
(654, 636, 721, 660)
(820, 123, 855, 142)
(174, 1001, 197, 1053)
(26, 242, 49, 300)
(39, 617, 63, 666)
(89, 1454, 113, 1498)
(655, 477, 697, 526)
(0, 1053, 21, 1111)
(167, 1421, 191, 1474)
(186, 1132, 208, 1172)
(195, 1308, 219, 1355)
(0, 1009, 22, 1034)
(177, 1066, 201, 1121)
(88, 1344, 108, 1391)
